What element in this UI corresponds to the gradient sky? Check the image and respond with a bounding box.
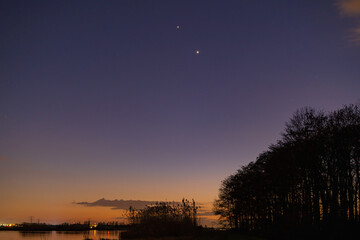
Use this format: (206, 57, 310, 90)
(1, 0, 360, 225)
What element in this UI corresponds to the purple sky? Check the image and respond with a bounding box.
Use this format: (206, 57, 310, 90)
(0, 0, 359, 224)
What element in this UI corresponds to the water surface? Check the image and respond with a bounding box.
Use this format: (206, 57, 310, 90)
(0, 230, 123, 240)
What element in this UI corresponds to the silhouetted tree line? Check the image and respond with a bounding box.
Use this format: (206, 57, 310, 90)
(214, 105, 360, 236)
(123, 199, 198, 238)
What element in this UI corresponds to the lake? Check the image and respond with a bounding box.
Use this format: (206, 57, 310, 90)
(0, 231, 124, 240)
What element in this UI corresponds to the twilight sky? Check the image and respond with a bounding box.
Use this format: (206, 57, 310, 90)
(1, 0, 360, 225)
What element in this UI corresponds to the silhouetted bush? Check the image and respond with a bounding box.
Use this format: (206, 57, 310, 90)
(122, 199, 198, 238)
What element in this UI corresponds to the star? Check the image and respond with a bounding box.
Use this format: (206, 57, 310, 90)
(195, 50, 200, 54)
(176, 25, 180, 29)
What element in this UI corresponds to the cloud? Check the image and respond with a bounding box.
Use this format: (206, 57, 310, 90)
(75, 198, 220, 227)
(338, 0, 360, 44)
(75, 198, 155, 210)
(75, 198, 210, 210)
(338, 0, 360, 16)
(349, 26, 360, 42)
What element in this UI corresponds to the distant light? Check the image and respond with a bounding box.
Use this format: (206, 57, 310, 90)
(176, 25, 180, 29)
(195, 50, 200, 54)
(1, 223, 14, 227)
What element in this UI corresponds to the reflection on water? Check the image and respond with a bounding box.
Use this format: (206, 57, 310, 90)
(20, 231, 51, 237)
(0, 230, 123, 240)
(19, 231, 51, 240)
